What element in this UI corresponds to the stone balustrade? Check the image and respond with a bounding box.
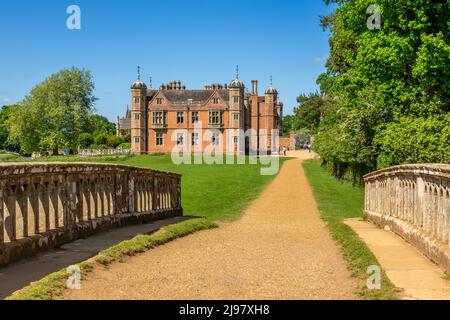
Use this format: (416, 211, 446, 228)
(0, 163, 182, 266)
(364, 164, 450, 272)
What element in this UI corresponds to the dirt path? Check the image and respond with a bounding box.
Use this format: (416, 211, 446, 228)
(62, 151, 358, 300)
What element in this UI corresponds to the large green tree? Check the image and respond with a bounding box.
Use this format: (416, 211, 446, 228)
(0, 105, 20, 151)
(8, 68, 97, 154)
(314, 0, 449, 178)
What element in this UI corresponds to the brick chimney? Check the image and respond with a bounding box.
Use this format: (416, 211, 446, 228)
(251, 80, 258, 96)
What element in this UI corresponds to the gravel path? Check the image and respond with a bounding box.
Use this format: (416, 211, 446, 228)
(63, 151, 358, 300)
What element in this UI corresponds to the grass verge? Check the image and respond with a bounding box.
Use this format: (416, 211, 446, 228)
(6, 218, 217, 300)
(303, 160, 400, 300)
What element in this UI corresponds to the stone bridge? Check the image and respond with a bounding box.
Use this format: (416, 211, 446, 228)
(364, 164, 450, 273)
(0, 163, 182, 266)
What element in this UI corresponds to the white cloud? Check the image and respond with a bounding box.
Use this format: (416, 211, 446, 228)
(2, 98, 11, 103)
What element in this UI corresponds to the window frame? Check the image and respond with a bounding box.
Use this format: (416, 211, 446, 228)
(209, 110, 223, 125)
(176, 133, 184, 146)
(152, 111, 167, 125)
(191, 111, 199, 124)
(177, 112, 185, 125)
(211, 132, 220, 146)
(156, 132, 164, 146)
(192, 133, 200, 146)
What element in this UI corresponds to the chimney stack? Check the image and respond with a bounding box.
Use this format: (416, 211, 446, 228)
(251, 80, 258, 95)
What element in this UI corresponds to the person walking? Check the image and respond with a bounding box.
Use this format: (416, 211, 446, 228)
(283, 146, 287, 157)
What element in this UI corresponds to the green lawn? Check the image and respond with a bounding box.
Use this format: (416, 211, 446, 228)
(303, 160, 399, 300)
(303, 160, 365, 222)
(0, 153, 21, 161)
(19, 154, 288, 222)
(117, 155, 289, 221)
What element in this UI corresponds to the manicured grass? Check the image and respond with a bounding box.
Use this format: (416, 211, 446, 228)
(95, 218, 217, 266)
(303, 160, 365, 222)
(25, 154, 288, 222)
(115, 155, 288, 221)
(7, 218, 217, 300)
(303, 160, 399, 300)
(0, 153, 21, 161)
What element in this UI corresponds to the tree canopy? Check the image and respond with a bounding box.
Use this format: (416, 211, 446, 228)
(8, 68, 97, 153)
(311, 0, 450, 180)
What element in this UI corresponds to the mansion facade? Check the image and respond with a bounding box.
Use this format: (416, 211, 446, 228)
(129, 68, 283, 155)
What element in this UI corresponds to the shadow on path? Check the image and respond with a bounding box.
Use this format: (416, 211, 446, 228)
(0, 216, 195, 299)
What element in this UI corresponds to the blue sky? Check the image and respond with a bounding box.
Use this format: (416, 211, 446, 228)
(0, 0, 334, 121)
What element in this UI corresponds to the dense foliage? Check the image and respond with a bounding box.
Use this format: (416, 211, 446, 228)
(4, 68, 128, 155)
(310, 0, 449, 179)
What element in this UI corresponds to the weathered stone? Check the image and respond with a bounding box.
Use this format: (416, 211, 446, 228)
(364, 164, 450, 273)
(0, 163, 183, 267)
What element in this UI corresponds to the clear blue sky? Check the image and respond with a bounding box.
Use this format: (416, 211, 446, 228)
(0, 0, 334, 121)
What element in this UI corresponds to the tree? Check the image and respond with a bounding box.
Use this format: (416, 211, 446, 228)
(282, 115, 295, 135)
(0, 105, 20, 152)
(106, 135, 123, 149)
(93, 131, 108, 146)
(294, 93, 327, 132)
(8, 68, 97, 154)
(313, 0, 450, 180)
(88, 114, 116, 136)
(78, 132, 94, 149)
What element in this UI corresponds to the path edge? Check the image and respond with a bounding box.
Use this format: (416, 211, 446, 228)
(302, 160, 401, 300)
(6, 218, 218, 301)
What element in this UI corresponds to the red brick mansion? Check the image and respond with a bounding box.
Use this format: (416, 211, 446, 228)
(129, 67, 283, 155)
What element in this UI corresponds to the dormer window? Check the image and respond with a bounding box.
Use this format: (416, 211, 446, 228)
(213, 98, 220, 105)
(156, 98, 164, 105)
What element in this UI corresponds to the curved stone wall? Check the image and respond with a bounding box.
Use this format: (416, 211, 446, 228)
(0, 163, 182, 266)
(364, 164, 450, 273)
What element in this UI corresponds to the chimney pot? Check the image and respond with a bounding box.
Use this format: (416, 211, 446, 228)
(251, 80, 258, 95)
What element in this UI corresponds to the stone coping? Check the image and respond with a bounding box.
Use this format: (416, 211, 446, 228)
(364, 164, 450, 181)
(0, 162, 181, 178)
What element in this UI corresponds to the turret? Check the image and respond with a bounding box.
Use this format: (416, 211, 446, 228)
(264, 76, 278, 117)
(131, 66, 147, 155)
(229, 65, 245, 111)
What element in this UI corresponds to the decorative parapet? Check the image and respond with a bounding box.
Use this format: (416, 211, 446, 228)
(364, 164, 450, 272)
(0, 163, 182, 266)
